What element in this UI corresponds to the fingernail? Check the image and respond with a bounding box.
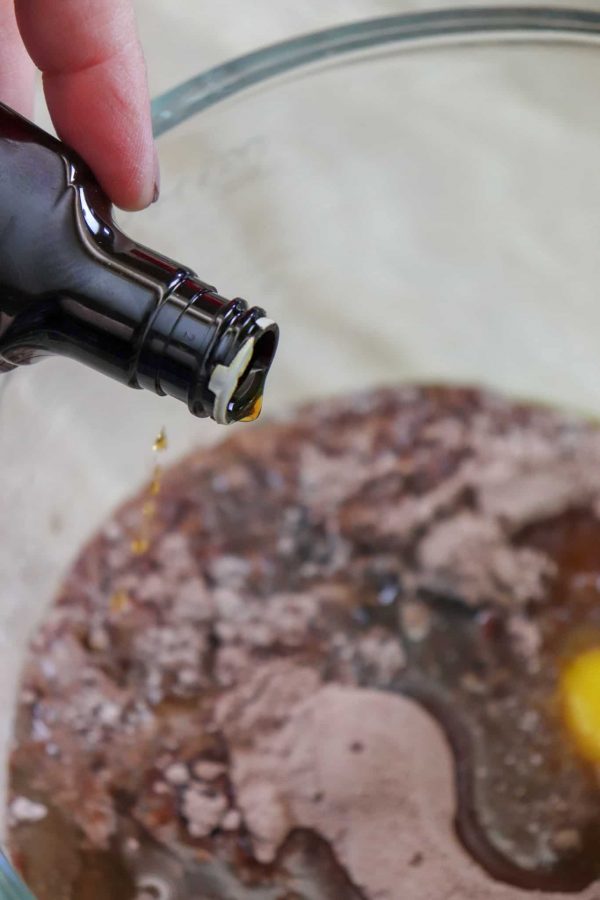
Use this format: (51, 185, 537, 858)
(152, 144, 160, 203)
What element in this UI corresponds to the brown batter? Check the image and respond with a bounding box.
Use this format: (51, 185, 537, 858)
(8, 386, 600, 899)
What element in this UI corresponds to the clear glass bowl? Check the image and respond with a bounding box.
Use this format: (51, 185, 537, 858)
(3, 4, 600, 803)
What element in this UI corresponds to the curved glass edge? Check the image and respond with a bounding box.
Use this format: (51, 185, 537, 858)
(0, 852, 36, 900)
(151, 6, 600, 137)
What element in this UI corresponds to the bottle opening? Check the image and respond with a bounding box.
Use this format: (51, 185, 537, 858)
(236, 328, 278, 391)
(250, 328, 278, 370)
(208, 318, 278, 424)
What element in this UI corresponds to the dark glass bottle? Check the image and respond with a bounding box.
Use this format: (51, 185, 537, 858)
(0, 103, 278, 424)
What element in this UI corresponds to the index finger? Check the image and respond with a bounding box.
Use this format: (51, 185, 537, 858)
(15, 0, 158, 210)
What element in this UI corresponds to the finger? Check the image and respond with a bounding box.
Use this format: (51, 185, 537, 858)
(0, 0, 35, 117)
(15, 0, 158, 210)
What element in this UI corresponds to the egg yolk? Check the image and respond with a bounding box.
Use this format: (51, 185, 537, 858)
(561, 647, 600, 763)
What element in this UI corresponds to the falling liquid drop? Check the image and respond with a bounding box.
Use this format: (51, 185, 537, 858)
(109, 590, 131, 614)
(130, 538, 150, 557)
(153, 428, 168, 453)
(150, 466, 162, 497)
(129, 431, 167, 558)
(240, 395, 263, 422)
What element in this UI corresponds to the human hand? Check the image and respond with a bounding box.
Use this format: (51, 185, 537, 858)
(3, 0, 157, 210)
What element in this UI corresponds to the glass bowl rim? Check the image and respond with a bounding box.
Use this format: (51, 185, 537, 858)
(150, 5, 600, 137)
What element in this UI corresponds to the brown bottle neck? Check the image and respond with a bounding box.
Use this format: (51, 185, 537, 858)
(0, 103, 278, 423)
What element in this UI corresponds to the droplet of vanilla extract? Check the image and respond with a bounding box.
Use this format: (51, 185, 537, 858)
(240, 394, 263, 422)
(109, 590, 130, 614)
(129, 430, 167, 556)
(153, 428, 168, 453)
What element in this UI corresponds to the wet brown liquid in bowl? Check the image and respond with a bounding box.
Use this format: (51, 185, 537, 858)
(9, 386, 600, 898)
